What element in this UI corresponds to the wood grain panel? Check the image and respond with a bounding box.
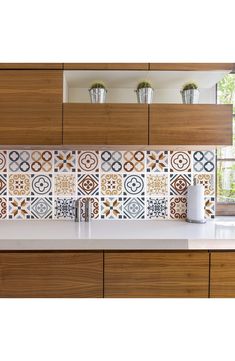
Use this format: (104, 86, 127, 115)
(0, 63, 63, 69)
(0, 70, 63, 102)
(0, 102, 62, 144)
(149, 104, 233, 145)
(210, 252, 235, 297)
(104, 251, 209, 298)
(0, 251, 103, 297)
(64, 63, 149, 70)
(63, 103, 148, 145)
(149, 63, 234, 71)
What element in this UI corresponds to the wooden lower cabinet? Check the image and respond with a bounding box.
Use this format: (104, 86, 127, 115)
(104, 251, 209, 298)
(0, 251, 103, 298)
(210, 252, 235, 297)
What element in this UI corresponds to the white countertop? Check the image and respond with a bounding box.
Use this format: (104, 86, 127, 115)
(1, 219, 235, 250)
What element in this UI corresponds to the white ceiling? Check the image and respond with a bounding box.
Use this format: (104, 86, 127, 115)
(64, 70, 230, 89)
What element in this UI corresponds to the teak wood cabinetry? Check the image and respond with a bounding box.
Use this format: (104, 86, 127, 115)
(104, 251, 209, 298)
(149, 104, 233, 145)
(0, 251, 103, 297)
(2, 250, 235, 297)
(0, 70, 63, 145)
(63, 103, 148, 145)
(210, 252, 235, 297)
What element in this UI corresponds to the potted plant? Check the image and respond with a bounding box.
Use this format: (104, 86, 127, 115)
(181, 82, 199, 104)
(89, 82, 107, 103)
(135, 81, 154, 104)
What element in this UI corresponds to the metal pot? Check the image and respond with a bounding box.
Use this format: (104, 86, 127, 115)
(136, 87, 153, 104)
(181, 89, 200, 104)
(89, 87, 107, 103)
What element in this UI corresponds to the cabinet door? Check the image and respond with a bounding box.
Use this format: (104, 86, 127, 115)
(0, 70, 62, 144)
(149, 104, 232, 146)
(104, 251, 209, 298)
(210, 252, 235, 297)
(63, 104, 148, 145)
(0, 251, 103, 297)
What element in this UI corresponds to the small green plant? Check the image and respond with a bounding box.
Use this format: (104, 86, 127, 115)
(90, 82, 106, 90)
(182, 82, 198, 91)
(137, 81, 152, 90)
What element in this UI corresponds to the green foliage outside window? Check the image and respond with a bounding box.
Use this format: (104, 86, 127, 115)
(217, 74, 235, 203)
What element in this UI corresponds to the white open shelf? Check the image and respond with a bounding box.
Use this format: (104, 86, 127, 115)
(63, 70, 229, 103)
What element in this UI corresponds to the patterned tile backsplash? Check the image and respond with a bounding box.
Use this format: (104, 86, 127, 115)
(0, 149, 216, 221)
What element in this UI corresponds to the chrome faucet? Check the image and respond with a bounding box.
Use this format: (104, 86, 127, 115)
(75, 198, 91, 222)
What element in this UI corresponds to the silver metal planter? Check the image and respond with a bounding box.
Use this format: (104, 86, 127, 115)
(181, 89, 200, 104)
(89, 88, 107, 103)
(136, 87, 153, 104)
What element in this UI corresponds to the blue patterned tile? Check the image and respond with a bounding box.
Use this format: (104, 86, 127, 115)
(54, 198, 75, 220)
(123, 174, 145, 196)
(100, 151, 122, 172)
(31, 174, 53, 196)
(123, 197, 145, 219)
(146, 197, 168, 219)
(193, 151, 215, 172)
(31, 197, 52, 219)
(8, 151, 31, 172)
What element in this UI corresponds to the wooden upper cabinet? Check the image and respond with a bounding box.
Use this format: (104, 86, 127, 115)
(63, 103, 148, 145)
(0, 70, 63, 144)
(0, 63, 63, 69)
(64, 63, 148, 70)
(149, 104, 233, 146)
(0, 70, 62, 102)
(104, 251, 209, 298)
(210, 252, 235, 298)
(149, 63, 234, 71)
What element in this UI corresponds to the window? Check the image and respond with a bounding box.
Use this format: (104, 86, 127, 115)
(217, 73, 235, 215)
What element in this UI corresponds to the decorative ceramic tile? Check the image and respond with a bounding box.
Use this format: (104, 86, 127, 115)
(0, 151, 7, 172)
(194, 174, 215, 196)
(123, 174, 145, 196)
(123, 151, 145, 172)
(170, 151, 191, 172)
(8, 151, 31, 172)
(78, 197, 99, 220)
(193, 151, 215, 173)
(31, 197, 52, 219)
(101, 174, 122, 196)
(147, 150, 168, 173)
(31, 174, 53, 196)
(170, 197, 187, 219)
(146, 197, 168, 219)
(147, 174, 168, 196)
(123, 197, 145, 219)
(54, 174, 76, 196)
(31, 150, 53, 172)
(54, 150, 76, 172)
(54, 198, 75, 220)
(77, 174, 99, 196)
(100, 151, 122, 172)
(9, 174, 30, 196)
(0, 197, 7, 219)
(77, 151, 99, 173)
(0, 174, 7, 196)
(204, 197, 215, 219)
(170, 174, 191, 196)
(101, 197, 122, 219)
(8, 197, 31, 220)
